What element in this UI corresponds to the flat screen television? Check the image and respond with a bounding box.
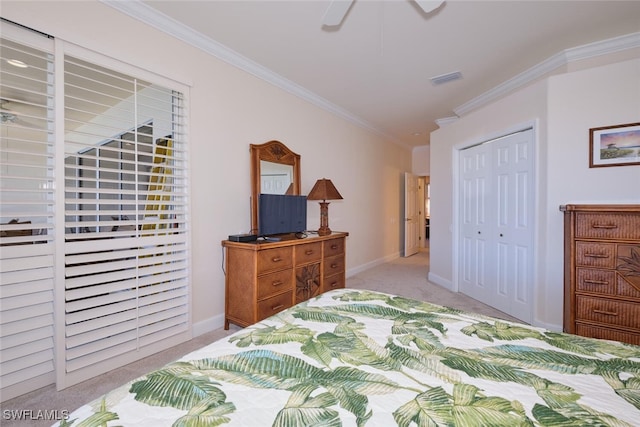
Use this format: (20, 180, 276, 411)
(258, 193, 307, 237)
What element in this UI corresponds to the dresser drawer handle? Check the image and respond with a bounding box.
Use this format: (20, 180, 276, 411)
(271, 304, 284, 311)
(593, 309, 618, 316)
(591, 224, 618, 229)
(584, 279, 609, 285)
(272, 280, 284, 287)
(305, 250, 314, 255)
(271, 257, 282, 262)
(584, 253, 609, 259)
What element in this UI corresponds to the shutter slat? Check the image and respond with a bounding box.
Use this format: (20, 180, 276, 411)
(66, 310, 137, 337)
(1, 303, 52, 324)
(0, 337, 54, 364)
(1, 314, 54, 336)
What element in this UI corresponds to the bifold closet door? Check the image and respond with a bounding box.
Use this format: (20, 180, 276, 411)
(459, 129, 534, 323)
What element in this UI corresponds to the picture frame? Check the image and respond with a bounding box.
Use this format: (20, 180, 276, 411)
(589, 122, 640, 168)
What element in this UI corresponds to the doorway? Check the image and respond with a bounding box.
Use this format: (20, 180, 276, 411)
(457, 128, 535, 323)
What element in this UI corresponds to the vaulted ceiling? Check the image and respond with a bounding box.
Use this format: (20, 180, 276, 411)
(114, 1, 640, 147)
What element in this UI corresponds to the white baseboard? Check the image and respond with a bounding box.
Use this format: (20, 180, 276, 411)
(427, 272, 454, 291)
(346, 252, 400, 277)
(532, 320, 563, 332)
(192, 313, 225, 337)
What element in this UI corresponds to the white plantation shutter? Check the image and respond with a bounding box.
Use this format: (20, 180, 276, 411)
(60, 53, 190, 386)
(0, 25, 56, 401)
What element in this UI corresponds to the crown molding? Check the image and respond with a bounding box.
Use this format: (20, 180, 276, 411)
(100, 0, 401, 145)
(435, 116, 459, 127)
(454, 32, 640, 117)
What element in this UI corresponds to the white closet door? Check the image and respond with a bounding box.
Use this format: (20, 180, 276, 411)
(459, 129, 534, 323)
(459, 142, 493, 303)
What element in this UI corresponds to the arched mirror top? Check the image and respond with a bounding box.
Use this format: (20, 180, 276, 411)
(250, 140, 301, 233)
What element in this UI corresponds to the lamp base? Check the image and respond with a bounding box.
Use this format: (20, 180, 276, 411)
(317, 201, 331, 236)
(317, 226, 331, 236)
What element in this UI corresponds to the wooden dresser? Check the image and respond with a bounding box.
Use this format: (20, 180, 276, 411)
(561, 204, 640, 345)
(222, 232, 348, 329)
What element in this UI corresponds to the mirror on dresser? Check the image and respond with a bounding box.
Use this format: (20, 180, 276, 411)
(250, 140, 301, 234)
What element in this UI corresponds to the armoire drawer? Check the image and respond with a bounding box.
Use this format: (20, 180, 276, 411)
(575, 295, 640, 330)
(576, 268, 616, 295)
(575, 323, 640, 346)
(575, 212, 640, 240)
(575, 242, 615, 269)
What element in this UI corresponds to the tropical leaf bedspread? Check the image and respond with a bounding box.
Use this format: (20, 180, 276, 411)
(56, 289, 640, 426)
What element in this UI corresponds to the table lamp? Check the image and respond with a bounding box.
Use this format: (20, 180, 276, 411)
(307, 178, 343, 236)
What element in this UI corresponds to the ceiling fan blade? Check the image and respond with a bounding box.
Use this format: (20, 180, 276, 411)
(414, 0, 444, 14)
(322, 0, 354, 27)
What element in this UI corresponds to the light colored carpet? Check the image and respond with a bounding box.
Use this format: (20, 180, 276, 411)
(348, 248, 522, 322)
(1, 247, 520, 426)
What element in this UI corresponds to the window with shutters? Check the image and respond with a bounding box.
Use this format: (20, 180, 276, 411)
(0, 24, 55, 401)
(60, 54, 190, 387)
(0, 20, 191, 398)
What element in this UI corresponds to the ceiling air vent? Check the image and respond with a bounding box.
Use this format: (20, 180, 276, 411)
(430, 71, 462, 86)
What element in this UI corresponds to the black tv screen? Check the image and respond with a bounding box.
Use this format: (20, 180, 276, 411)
(258, 193, 307, 236)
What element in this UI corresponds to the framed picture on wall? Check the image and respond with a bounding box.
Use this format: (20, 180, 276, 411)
(589, 122, 640, 168)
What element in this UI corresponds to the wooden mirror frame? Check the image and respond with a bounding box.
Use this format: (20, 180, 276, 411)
(250, 140, 301, 234)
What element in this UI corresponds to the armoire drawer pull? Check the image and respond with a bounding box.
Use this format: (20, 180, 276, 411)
(584, 279, 608, 285)
(329, 281, 338, 288)
(305, 250, 314, 255)
(272, 280, 284, 287)
(591, 224, 618, 229)
(271, 257, 282, 262)
(331, 244, 338, 249)
(330, 263, 338, 269)
(271, 304, 284, 311)
(593, 309, 618, 316)
(584, 253, 609, 259)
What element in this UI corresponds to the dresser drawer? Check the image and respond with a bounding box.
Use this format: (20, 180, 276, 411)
(324, 237, 345, 258)
(576, 268, 616, 295)
(323, 273, 345, 292)
(257, 247, 293, 274)
(257, 269, 292, 300)
(576, 323, 640, 346)
(295, 242, 322, 265)
(576, 212, 640, 240)
(576, 242, 615, 269)
(324, 254, 345, 276)
(257, 291, 293, 320)
(575, 295, 640, 329)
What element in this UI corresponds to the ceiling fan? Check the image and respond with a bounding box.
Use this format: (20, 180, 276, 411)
(0, 99, 41, 129)
(322, 0, 445, 27)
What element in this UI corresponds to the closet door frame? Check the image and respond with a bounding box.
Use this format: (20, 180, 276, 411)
(452, 122, 538, 324)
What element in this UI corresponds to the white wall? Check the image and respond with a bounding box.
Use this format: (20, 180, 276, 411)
(3, 1, 412, 332)
(430, 57, 639, 330)
(412, 145, 430, 176)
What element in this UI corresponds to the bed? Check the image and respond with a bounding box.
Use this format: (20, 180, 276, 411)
(56, 288, 640, 426)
